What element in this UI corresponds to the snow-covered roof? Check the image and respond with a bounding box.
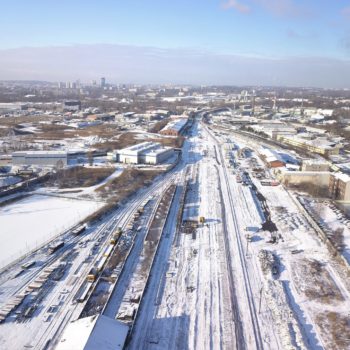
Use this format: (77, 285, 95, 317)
(12, 151, 67, 156)
(259, 148, 285, 164)
(333, 172, 350, 183)
(56, 315, 129, 350)
(161, 118, 188, 133)
(119, 141, 159, 154)
(144, 146, 172, 156)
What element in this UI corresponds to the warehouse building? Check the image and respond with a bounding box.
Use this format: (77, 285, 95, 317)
(117, 142, 174, 165)
(250, 121, 297, 140)
(12, 151, 68, 167)
(63, 100, 81, 112)
(159, 118, 188, 136)
(258, 148, 286, 168)
(140, 147, 174, 165)
(56, 314, 129, 350)
(277, 135, 342, 157)
(301, 159, 329, 172)
(281, 171, 331, 187)
(279, 169, 350, 201)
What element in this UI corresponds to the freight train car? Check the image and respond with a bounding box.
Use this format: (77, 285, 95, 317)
(47, 241, 64, 255)
(71, 224, 86, 236)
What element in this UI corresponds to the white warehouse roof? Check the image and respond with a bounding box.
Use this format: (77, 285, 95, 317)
(13, 151, 67, 156)
(118, 142, 159, 155)
(161, 118, 188, 132)
(56, 315, 129, 350)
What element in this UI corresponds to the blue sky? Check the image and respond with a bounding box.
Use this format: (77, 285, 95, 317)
(0, 0, 350, 86)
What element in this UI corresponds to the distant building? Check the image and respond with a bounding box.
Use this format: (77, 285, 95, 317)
(258, 148, 286, 168)
(280, 169, 350, 201)
(86, 114, 114, 122)
(250, 121, 297, 139)
(159, 118, 188, 136)
(0, 103, 28, 112)
(281, 171, 330, 187)
(117, 141, 174, 164)
(12, 151, 68, 167)
(301, 159, 329, 172)
(278, 135, 342, 157)
(63, 100, 81, 112)
(100, 77, 106, 88)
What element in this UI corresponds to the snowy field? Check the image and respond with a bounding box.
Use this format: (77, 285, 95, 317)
(0, 194, 101, 268)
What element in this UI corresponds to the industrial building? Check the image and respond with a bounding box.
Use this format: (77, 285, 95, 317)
(159, 118, 188, 136)
(141, 147, 174, 164)
(250, 121, 297, 140)
(258, 148, 286, 168)
(329, 172, 350, 201)
(277, 135, 342, 157)
(279, 169, 350, 201)
(281, 171, 331, 188)
(56, 314, 129, 350)
(63, 100, 81, 112)
(12, 151, 68, 167)
(301, 159, 329, 172)
(117, 142, 174, 165)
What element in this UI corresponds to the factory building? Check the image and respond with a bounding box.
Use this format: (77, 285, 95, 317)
(277, 135, 342, 157)
(301, 159, 329, 172)
(159, 118, 188, 136)
(117, 142, 174, 164)
(12, 151, 68, 167)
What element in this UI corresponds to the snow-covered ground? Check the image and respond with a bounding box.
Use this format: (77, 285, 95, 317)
(1, 117, 349, 349)
(215, 126, 350, 349)
(302, 198, 350, 264)
(0, 194, 101, 268)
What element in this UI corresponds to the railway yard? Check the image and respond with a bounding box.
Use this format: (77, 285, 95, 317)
(0, 114, 349, 349)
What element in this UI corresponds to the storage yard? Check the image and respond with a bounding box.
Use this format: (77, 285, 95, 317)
(0, 113, 349, 350)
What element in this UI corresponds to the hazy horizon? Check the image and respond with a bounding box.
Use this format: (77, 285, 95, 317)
(0, 44, 349, 89)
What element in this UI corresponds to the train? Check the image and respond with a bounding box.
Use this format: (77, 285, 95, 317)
(21, 261, 35, 269)
(85, 227, 123, 283)
(47, 241, 64, 255)
(87, 268, 98, 282)
(71, 224, 86, 236)
(110, 227, 122, 244)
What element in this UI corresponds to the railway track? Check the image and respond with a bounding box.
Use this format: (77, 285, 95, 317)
(205, 124, 264, 350)
(215, 164, 246, 350)
(45, 166, 182, 348)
